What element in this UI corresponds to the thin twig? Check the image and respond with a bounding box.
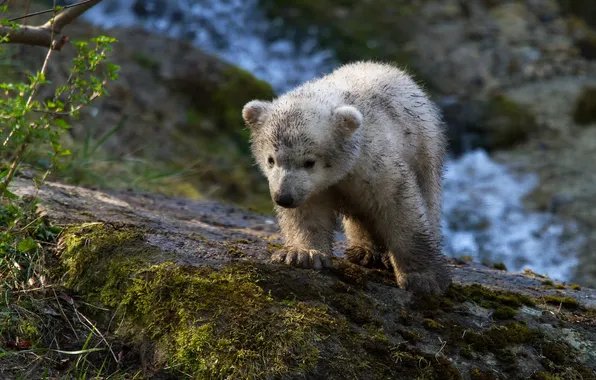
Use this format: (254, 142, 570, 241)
(53, 288, 80, 341)
(434, 337, 447, 362)
(73, 306, 119, 364)
(8, 0, 99, 23)
(31, 91, 103, 116)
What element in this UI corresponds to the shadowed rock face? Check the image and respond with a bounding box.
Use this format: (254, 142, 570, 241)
(12, 178, 596, 380)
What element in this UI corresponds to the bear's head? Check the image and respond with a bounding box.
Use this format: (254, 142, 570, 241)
(242, 99, 363, 208)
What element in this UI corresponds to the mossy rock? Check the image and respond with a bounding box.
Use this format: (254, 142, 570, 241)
(573, 86, 596, 125)
(441, 95, 538, 154)
(57, 223, 458, 379)
(50, 219, 596, 380)
(482, 95, 538, 150)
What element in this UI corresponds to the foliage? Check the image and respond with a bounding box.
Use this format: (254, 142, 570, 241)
(0, 3, 118, 290)
(0, 4, 124, 378)
(0, 0, 119, 288)
(0, 35, 119, 198)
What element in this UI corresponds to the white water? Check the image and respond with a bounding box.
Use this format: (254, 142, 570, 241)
(78, 0, 582, 282)
(79, 0, 337, 93)
(442, 150, 582, 281)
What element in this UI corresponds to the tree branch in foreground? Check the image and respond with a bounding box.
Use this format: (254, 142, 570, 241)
(1, 0, 103, 50)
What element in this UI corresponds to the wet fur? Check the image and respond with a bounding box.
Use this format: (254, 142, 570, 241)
(242, 61, 451, 295)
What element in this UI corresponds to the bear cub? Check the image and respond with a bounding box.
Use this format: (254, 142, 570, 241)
(242, 61, 451, 294)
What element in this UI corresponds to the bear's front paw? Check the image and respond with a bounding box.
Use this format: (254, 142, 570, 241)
(271, 247, 333, 270)
(394, 269, 451, 295)
(344, 246, 391, 270)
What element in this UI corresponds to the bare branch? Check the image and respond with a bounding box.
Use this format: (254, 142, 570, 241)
(41, 0, 103, 33)
(0, 0, 103, 50)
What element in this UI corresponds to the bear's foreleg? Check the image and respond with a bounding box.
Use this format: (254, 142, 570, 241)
(272, 198, 336, 270)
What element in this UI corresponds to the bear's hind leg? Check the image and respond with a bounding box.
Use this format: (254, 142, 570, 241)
(342, 216, 390, 270)
(377, 166, 452, 294)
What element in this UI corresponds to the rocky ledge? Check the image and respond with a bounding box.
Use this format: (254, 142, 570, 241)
(8, 178, 596, 380)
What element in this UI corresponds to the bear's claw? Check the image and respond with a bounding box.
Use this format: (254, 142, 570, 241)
(271, 247, 333, 270)
(344, 246, 392, 270)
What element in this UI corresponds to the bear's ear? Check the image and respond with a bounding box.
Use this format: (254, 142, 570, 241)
(333, 105, 363, 136)
(242, 100, 271, 130)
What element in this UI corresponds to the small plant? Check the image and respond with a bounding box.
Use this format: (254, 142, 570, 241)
(0, 0, 119, 292)
(0, 2, 124, 378)
(0, 36, 119, 198)
(493, 262, 507, 271)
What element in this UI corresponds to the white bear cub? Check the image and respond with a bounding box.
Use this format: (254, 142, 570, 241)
(242, 61, 451, 294)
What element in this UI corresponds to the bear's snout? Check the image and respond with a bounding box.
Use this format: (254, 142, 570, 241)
(273, 193, 296, 208)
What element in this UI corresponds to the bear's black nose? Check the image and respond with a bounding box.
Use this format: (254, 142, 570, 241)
(274, 194, 294, 208)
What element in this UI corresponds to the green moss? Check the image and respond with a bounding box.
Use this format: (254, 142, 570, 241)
(493, 262, 508, 271)
(470, 368, 499, 380)
(391, 347, 461, 379)
(532, 371, 562, 380)
(66, 255, 341, 377)
(460, 345, 475, 359)
(541, 342, 568, 365)
(227, 246, 246, 258)
(571, 284, 581, 291)
(573, 86, 596, 125)
(58, 223, 155, 294)
(59, 224, 340, 377)
(574, 366, 596, 380)
(329, 293, 373, 325)
(432, 356, 462, 380)
(446, 283, 535, 310)
(422, 318, 443, 330)
(267, 242, 283, 251)
(397, 328, 423, 342)
(483, 95, 538, 149)
(542, 280, 554, 287)
(554, 284, 566, 290)
(363, 323, 391, 345)
(464, 322, 538, 355)
(532, 366, 596, 380)
(542, 295, 580, 310)
(493, 306, 517, 320)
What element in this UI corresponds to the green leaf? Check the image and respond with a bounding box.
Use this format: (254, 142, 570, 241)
(2, 188, 18, 200)
(17, 237, 38, 252)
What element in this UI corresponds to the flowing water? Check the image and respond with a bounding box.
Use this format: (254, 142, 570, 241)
(73, 0, 584, 282)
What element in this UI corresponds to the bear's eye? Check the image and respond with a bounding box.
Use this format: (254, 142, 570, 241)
(267, 156, 275, 167)
(303, 160, 316, 169)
